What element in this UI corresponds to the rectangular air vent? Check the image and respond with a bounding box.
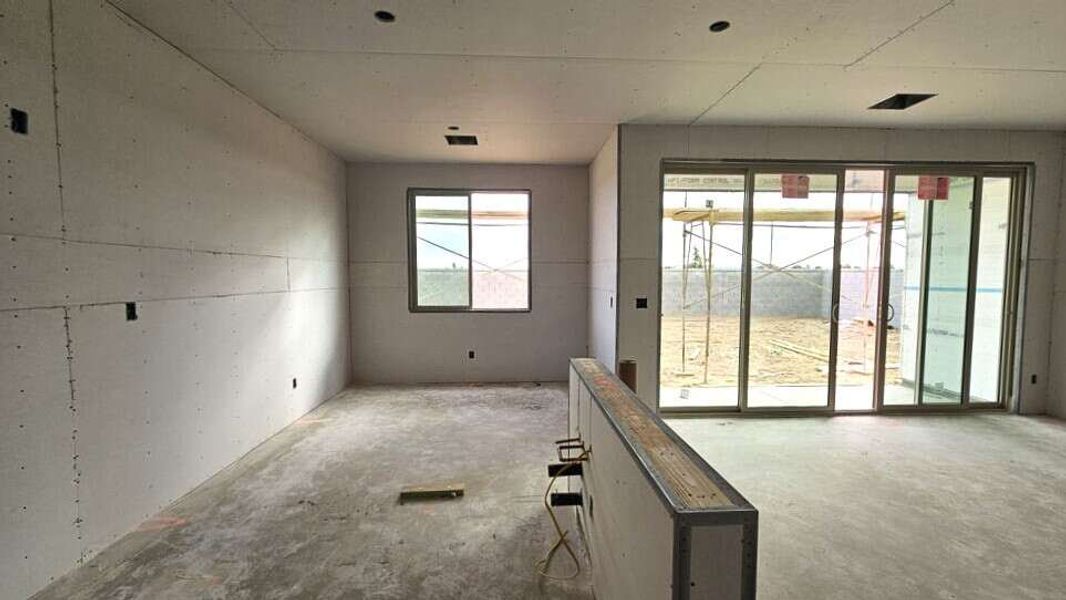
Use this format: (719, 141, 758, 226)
(445, 134, 478, 146)
(869, 93, 937, 110)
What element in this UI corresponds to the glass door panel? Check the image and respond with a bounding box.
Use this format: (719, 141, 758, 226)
(920, 177, 975, 405)
(834, 170, 886, 411)
(969, 177, 1012, 403)
(883, 176, 925, 406)
(885, 174, 976, 407)
(659, 172, 747, 409)
(747, 173, 838, 409)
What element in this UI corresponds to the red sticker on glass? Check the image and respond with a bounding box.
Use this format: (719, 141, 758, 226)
(917, 175, 950, 200)
(781, 174, 810, 199)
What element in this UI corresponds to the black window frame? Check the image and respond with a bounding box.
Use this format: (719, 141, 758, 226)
(407, 187, 533, 313)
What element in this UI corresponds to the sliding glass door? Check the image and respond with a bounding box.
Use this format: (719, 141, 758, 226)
(835, 170, 889, 411)
(746, 172, 839, 409)
(882, 175, 976, 407)
(660, 171, 747, 409)
(878, 173, 1017, 409)
(659, 162, 1024, 414)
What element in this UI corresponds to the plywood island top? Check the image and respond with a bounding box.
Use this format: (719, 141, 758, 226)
(570, 358, 745, 512)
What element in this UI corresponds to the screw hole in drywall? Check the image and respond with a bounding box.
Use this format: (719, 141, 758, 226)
(292, 377, 297, 389)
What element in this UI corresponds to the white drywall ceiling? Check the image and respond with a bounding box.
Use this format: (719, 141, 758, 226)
(110, 0, 1066, 164)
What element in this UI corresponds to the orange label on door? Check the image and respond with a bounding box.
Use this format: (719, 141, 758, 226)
(917, 176, 950, 200)
(781, 174, 810, 199)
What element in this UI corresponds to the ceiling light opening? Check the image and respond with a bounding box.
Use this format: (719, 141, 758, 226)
(709, 20, 731, 33)
(869, 93, 937, 110)
(374, 10, 396, 23)
(445, 134, 478, 146)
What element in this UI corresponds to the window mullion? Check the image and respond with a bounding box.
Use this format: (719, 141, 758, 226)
(467, 193, 474, 310)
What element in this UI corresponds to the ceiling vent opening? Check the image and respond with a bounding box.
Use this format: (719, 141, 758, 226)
(445, 134, 478, 146)
(869, 93, 937, 110)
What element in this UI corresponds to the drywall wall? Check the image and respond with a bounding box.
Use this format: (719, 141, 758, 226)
(588, 130, 619, 373)
(1049, 156, 1066, 418)
(0, 2, 349, 597)
(615, 125, 1064, 413)
(348, 162, 587, 382)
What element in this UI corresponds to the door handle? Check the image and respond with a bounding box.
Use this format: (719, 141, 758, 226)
(886, 303, 896, 323)
(831, 303, 841, 323)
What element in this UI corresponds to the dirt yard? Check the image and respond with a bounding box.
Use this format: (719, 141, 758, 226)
(659, 316, 900, 388)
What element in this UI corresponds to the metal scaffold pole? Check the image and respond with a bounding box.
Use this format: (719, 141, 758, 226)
(680, 221, 690, 373)
(702, 215, 714, 384)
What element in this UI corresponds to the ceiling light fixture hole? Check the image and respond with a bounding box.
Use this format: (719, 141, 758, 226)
(709, 20, 731, 33)
(374, 10, 396, 23)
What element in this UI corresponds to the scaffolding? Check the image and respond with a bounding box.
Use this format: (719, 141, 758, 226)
(665, 206, 904, 383)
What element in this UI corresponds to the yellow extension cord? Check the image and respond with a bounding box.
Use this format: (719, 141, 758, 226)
(535, 450, 589, 580)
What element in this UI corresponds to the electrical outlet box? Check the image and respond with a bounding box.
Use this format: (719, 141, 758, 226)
(10, 108, 28, 135)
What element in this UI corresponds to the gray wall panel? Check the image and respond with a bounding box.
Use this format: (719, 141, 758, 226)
(0, 2, 350, 597)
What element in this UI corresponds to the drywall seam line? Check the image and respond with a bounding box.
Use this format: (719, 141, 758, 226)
(1, 232, 346, 262)
(102, 1, 344, 165)
(61, 306, 84, 560)
(0, 286, 347, 314)
(194, 46, 765, 67)
(47, 0, 67, 239)
(285, 258, 291, 291)
(846, 0, 955, 68)
(224, 0, 278, 50)
(161, 45, 1066, 75)
(774, 61, 1066, 75)
(687, 65, 760, 126)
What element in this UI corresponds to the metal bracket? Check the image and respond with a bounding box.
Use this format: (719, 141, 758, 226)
(555, 437, 589, 463)
(549, 492, 583, 507)
(547, 463, 583, 477)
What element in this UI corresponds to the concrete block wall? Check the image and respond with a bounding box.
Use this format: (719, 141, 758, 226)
(0, 2, 349, 598)
(660, 270, 904, 324)
(588, 130, 619, 372)
(615, 125, 1065, 413)
(347, 162, 587, 383)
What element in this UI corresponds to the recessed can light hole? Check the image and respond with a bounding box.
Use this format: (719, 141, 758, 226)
(374, 10, 395, 23)
(709, 20, 731, 33)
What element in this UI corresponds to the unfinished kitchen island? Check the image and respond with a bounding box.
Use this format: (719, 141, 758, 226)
(567, 358, 758, 600)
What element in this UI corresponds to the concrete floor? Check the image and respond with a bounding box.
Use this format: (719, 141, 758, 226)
(667, 413, 1066, 600)
(34, 384, 591, 600)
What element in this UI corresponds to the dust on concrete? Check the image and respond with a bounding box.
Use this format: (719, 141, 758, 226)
(33, 384, 592, 600)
